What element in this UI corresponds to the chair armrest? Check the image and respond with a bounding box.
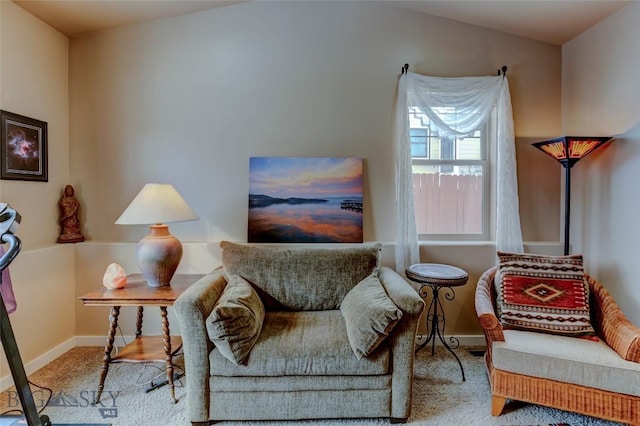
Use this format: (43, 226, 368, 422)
(475, 266, 505, 343)
(587, 275, 640, 362)
(379, 266, 424, 315)
(378, 266, 424, 419)
(174, 270, 227, 423)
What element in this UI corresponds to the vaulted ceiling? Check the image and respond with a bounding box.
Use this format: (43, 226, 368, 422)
(13, 0, 632, 45)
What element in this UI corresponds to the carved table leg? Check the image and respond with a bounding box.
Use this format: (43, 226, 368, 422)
(161, 306, 176, 403)
(94, 305, 120, 405)
(135, 306, 144, 339)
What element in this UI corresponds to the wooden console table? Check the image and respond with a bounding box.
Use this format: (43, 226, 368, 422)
(79, 273, 203, 404)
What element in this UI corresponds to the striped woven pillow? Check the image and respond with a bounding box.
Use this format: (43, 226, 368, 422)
(496, 251, 596, 337)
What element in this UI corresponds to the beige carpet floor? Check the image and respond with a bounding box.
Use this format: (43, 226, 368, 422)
(0, 346, 625, 426)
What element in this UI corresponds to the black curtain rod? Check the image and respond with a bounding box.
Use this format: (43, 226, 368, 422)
(401, 63, 507, 77)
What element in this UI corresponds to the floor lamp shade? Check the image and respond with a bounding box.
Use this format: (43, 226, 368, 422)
(115, 183, 198, 287)
(532, 136, 613, 255)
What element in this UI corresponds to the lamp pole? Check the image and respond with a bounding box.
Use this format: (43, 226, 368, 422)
(563, 162, 571, 256)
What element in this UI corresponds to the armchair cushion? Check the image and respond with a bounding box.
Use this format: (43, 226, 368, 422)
(496, 252, 595, 337)
(341, 274, 403, 359)
(493, 329, 640, 397)
(210, 310, 390, 376)
(206, 274, 265, 365)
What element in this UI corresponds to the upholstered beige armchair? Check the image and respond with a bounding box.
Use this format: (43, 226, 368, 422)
(175, 242, 425, 425)
(476, 266, 640, 425)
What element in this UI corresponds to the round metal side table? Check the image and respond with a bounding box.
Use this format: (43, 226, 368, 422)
(405, 263, 468, 381)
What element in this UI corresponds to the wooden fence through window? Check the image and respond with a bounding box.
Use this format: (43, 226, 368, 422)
(413, 173, 482, 234)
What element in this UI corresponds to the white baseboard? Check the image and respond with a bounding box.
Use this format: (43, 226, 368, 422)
(1, 334, 487, 392)
(455, 335, 486, 347)
(416, 334, 486, 348)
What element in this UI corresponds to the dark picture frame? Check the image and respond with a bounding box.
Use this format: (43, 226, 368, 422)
(0, 110, 48, 182)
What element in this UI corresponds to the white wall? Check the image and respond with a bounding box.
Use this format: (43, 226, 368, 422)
(563, 1, 640, 326)
(0, 1, 76, 385)
(0, 245, 75, 388)
(69, 1, 562, 245)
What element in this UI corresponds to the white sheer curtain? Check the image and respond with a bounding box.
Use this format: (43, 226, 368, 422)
(394, 71, 523, 273)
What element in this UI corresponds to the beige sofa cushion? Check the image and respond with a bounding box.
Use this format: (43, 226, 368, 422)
(341, 274, 403, 359)
(206, 274, 265, 365)
(210, 310, 390, 377)
(493, 329, 640, 397)
(220, 241, 380, 311)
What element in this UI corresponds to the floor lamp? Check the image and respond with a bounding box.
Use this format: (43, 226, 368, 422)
(532, 136, 613, 255)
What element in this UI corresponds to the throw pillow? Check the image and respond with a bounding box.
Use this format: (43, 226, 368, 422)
(341, 274, 403, 359)
(206, 274, 265, 365)
(496, 251, 596, 337)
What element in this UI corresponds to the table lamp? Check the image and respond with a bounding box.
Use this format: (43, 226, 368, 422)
(115, 183, 198, 287)
(532, 136, 613, 255)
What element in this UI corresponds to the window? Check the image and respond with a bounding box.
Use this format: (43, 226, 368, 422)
(409, 106, 490, 239)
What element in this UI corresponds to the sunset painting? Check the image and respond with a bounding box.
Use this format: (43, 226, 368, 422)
(248, 157, 363, 243)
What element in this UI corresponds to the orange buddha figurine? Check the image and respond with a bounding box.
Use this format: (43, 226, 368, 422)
(57, 185, 85, 243)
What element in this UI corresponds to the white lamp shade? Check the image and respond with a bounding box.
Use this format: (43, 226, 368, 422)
(115, 183, 198, 225)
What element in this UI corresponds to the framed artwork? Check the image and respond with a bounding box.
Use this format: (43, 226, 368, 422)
(248, 157, 364, 243)
(0, 110, 48, 182)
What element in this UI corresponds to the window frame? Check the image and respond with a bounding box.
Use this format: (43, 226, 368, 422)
(410, 110, 495, 241)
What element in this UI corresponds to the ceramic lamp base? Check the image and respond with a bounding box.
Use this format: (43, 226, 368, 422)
(136, 224, 183, 287)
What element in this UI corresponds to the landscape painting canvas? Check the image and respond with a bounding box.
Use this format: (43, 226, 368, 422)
(248, 157, 363, 243)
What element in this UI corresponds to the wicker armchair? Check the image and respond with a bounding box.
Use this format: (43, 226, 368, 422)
(476, 266, 640, 425)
